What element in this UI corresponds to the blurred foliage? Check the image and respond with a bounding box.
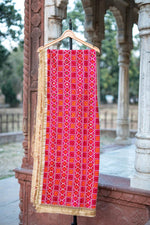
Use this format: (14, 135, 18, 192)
(0, 0, 23, 106)
(129, 34, 140, 102)
(0, 0, 23, 41)
(100, 11, 140, 103)
(0, 43, 23, 107)
(0, 43, 10, 69)
(62, 0, 85, 49)
(100, 11, 119, 103)
(129, 49, 140, 102)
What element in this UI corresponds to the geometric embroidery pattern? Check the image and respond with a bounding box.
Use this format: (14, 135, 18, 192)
(31, 49, 100, 217)
(42, 49, 100, 210)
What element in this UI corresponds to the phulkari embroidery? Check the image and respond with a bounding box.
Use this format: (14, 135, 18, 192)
(31, 49, 100, 217)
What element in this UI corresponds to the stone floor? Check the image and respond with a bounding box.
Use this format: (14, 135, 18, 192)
(0, 176, 20, 225)
(0, 143, 136, 225)
(100, 143, 136, 178)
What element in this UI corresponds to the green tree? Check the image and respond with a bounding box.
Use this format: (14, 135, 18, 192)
(0, 43, 9, 69)
(62, 0, 85, 49)
(100, 11, 140, 103)
(100, 11, 119, 103)
(0, 44, 23, 107)
(129, 34, 140, 103)
(0, 0, 23, 67)
(0, 0, 23, 106)
(0, 0, 22, 42)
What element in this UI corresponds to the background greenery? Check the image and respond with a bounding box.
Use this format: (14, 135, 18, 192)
(0, 0, 23, 107)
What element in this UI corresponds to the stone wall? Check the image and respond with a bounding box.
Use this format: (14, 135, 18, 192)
(0, 132, 23, 145)
(15, 170, 150, 225)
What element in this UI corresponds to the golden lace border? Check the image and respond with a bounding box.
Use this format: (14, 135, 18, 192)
(35, 203, 96, 217)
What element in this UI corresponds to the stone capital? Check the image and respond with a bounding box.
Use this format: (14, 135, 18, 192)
(117, 43, 132, 52)
(117, 44, 131, 65)
(135, 0, 150, 6)
(86, 32, 102, 50)
(56, 0, 68, 8)
(135, 1, 150, 36)
(45, 0, 67, 20)
(44, 0, 68, 45)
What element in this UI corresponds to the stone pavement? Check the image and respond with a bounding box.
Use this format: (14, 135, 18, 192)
(100, 143, 136, 178)
(0, 143, 136, 225)
(0, 176, 19, 225)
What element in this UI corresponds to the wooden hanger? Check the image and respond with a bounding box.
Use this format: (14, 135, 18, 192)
(37, 29, 100, 53)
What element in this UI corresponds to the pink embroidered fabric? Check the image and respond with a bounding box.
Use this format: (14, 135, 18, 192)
(40, 49, 100, 216)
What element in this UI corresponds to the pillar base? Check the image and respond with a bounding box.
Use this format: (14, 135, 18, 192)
(115, 136, 132, 145)
(130, 172, 150, 191)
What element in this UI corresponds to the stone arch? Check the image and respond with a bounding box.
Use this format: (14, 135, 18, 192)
(109, 6, 125, 43)
(81, 0, 105, 47)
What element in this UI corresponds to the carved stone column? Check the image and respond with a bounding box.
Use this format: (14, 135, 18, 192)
(44, 0, 68, 48)
(131, 0, 150, 190)
(116, 44, 131, 145)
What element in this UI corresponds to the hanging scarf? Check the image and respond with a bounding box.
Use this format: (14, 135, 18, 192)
(31, 49, 100, 217)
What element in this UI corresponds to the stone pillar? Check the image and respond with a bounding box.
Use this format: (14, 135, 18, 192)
(116, 44, 131, 145)
(131, 0, 150, 190)
(44, 0, 68, 48)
